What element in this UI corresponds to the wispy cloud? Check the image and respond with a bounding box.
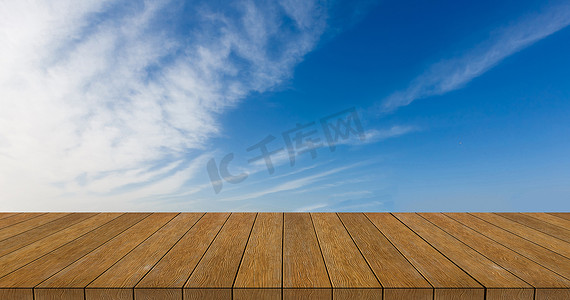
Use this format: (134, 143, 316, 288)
(0, 0, 330, 210)
(219, 162, 362, 202)
(295, 203, 328, 212)
(380, 2, 570, 112)
(223, 123, 417, 188)
(342, 125, 419, 146)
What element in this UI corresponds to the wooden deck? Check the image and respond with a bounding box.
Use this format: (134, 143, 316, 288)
(0, 213, 568, 300)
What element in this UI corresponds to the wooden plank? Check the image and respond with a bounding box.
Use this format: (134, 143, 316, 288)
(0, 213, 120, 278)
(86, 213, 203, 300)
(365, 213, 484, 299)
(394, 213, 533, 300)
(472, 213, 570, 259)
(446, 213, 570, 279)
(311, 213, 381, 300)
(283, 289, 330, 300)
(548, 212, 570, 221)
(234, 213, 282, 300)
(184, 213, 257, 300)
(0, 213, 149, 300)
(135, 213, 230, 300)
(35, 213, 178, 299)
(234, 289, 280, 300)
(283, 213, 331, 300)
(339, 213, 432, 300)
(134, 289, 180, 300)
(0, 288, 34, 300)
(0, 213, 68, 241)
(524, 213, 570, 230)
(0, 213, 17, 220)
(421, 213, 570, 300)
(497, 213, 570, 242)
(0, 213, 44, 230)
(0, 212, 567, 299)
(0, 213, 97, 257)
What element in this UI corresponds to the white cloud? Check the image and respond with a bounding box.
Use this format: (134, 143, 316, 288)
(295, 203, 328, 212)
(381, 2, 570, 112)
(0, 0, 329, 210)
(336, 125, 419, 146)
(219, 163, 362, 202)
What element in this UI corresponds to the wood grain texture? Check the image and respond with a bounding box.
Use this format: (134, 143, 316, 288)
(0, 213, 96, 257)
(497, 213, 570, 242)
(0, 213, 68, 241)
(35, 213, 178, 300)
(0, 213, 44, 230)
(234, 288, 281, 300)
(0, 213, 120, 278)
(0, 212, 567, 299)
(0, 213, 17, 220)
(486, 288, 543, 300)
(383, 288, 435, 300)
(472, 213, 570, 259)
(135, 289, 181, 300)
(311, 213, 381, 299)
(394, 213, 532, 300)
(420, 213, 570, 290)
(365, 213, 484, 299)
(84, 288, 132, 300)
(86, 213, 203, 299)
(434, 289, 487, 299)
(447, 212, 570, 279)
(283, 213, 331, 292)
(0, 213, 149, 300)
(548, 212, 570, 221)
(34, 288, 82, 300)
(283, 288, 330, 300)
(184, 213, 256, 291)
(234, 213, 282, 293)
(338, 212, 432, 299)
(524, 212, 570, 230)
(0, 288, 33, 300)
(184, 288, 231, 300)
(135, 212, 230, 299)
(535, 288, 570, 299)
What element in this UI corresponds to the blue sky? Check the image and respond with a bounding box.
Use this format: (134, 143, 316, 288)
(0, 0, 569, 211)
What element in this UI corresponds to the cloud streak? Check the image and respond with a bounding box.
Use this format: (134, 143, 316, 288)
(219, 162, 363, 202)
(339, 125, 419, 146)
(0, 0, 329, 210)
(381, 2, 570, 112)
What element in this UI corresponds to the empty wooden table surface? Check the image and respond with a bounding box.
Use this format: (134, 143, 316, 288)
(0, 212, 568, 300)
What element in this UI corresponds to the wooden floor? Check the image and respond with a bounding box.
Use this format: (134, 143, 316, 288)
(0, 213, 568, 300)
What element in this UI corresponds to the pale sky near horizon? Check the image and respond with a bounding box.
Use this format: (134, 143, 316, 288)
(1, 0, 569, 211)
